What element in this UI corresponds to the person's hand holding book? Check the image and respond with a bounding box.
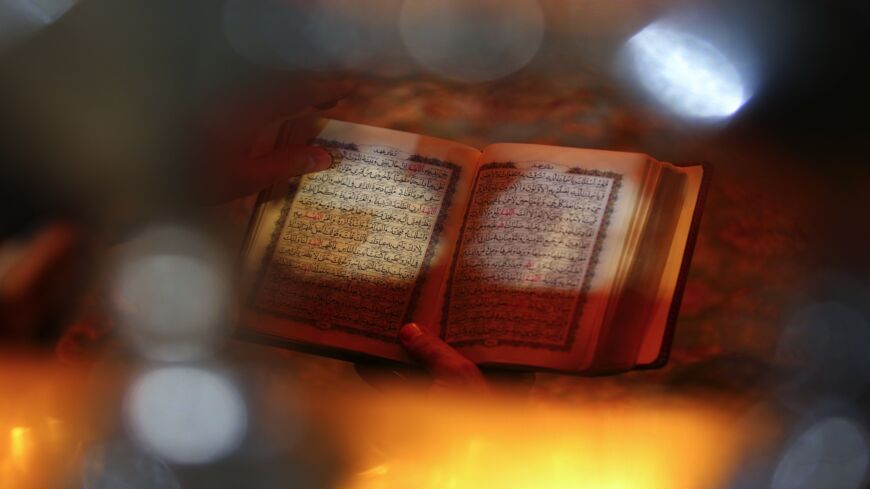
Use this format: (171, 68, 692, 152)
(201, 78, 355, 202)
(354, 323, 537, 395)
(397, 323, 489, 394)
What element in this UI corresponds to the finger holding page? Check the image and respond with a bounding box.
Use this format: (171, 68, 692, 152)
(211, 143, 334, 202)
(202, 79, 357, 203)
(399, 323, 488, 393)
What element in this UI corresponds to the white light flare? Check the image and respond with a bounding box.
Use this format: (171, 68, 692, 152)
(0, 0, 79, 52)
(223, 0, 402, 73)
(625, 22, 748, 119)
(772, 416, 870, 489)
(399, 0, 544, 83)
(112, 224, 232, 362)
(124, 367, 248, 465)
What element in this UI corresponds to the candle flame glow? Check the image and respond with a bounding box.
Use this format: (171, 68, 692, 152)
(9, 427, 31, 471)
(338, 395, 752, 489)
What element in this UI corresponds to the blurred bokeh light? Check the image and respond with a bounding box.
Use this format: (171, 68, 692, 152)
(112, 224, 231, 362)
(771, 415, 869, 489)
(776, 301, 870, 399)
(399, 0, 544, 82)
(124, 366, 248, 465)
(625, 21, 748, 119)
(223, 0, 402, 74)
(0, 0, 78, 52)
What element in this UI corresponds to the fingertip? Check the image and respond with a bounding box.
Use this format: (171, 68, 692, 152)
(399, 322, 423, 344)
(302, 146, 333, 173)
(272, 145, 332, 176)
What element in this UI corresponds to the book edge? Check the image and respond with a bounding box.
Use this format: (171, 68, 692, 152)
(633, 160, 712, 371)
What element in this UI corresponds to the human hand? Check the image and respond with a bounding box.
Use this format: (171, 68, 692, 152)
(0, 222, 88, 343)
(356, 322, 537, 396)
(397, 323, 489, 394)
(200, 77, 356, 203)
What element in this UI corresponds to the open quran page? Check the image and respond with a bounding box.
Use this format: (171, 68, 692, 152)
(442, 143, 651, 371)
(243, 120, 480, 362)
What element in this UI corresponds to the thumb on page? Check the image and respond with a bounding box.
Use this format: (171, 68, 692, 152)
(399, 323, 487, 392)
(212, 144, 333, 201)
(251, 144, 333, 180)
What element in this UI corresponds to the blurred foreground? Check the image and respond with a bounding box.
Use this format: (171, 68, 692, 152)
(0, 351, 767, 489)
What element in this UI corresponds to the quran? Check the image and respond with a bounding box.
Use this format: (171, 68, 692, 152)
(241, 119, 708, 374)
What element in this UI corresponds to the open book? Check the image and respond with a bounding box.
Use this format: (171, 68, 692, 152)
(241, 119, 708, 374)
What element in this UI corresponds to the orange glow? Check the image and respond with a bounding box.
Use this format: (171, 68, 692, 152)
(0, 355, 90, 489)
(0, 419, 80, 489)
(338, 395, 750, 489)
(1, 426, 33, 489)
(0, 355, 771, 489)
(9, 426, 31, 470)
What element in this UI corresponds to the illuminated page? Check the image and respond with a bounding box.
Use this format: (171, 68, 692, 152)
(244, 120, 480, 362)
(444, 144, 649, 371)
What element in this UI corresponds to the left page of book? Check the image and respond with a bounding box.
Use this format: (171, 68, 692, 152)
(242, 119, 481, 362)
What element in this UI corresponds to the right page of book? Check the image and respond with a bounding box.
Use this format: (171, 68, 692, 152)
(440, 143, 652, 371)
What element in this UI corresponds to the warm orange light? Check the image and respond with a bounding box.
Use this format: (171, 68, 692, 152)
(357, 463, 391, 478)
(339, 395, 749, 489)
(2, 426, 33, 488)
(9, 426, 31, 471)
